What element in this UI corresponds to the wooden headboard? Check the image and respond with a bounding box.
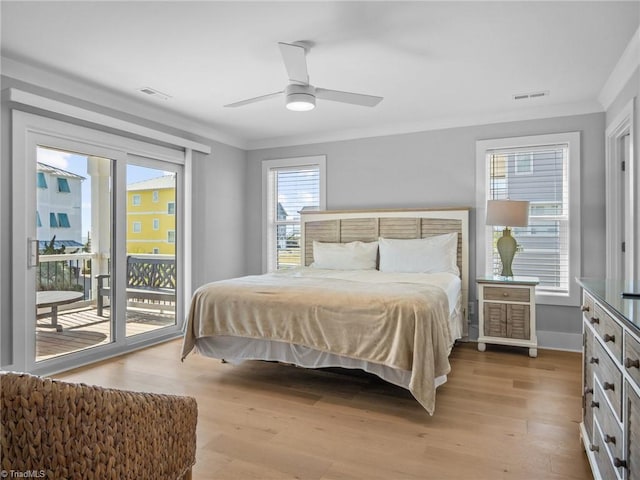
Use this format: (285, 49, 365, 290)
(300, 208, 470, 332)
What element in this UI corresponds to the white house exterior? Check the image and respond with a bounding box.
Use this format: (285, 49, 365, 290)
(36, 162, 84, 251)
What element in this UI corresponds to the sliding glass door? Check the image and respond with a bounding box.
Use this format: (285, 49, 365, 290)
(12, 111, 186, 374)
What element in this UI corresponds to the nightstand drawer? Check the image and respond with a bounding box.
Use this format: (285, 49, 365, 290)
(483, 286, 530, 302)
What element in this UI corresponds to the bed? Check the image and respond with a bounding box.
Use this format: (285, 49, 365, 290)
(181, 208, 469, 414)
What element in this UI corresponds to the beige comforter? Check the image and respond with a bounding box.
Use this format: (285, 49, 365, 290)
(181, 272, 452, 414)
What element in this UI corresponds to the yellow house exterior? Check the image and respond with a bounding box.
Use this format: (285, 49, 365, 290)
(127, 175, 176, 254)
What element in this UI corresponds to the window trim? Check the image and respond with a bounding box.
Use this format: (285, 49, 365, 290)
(132, 221, 142, 233)
(262, 155, 326, 273)
(475, 132, 581, 306)
(131, 194, 141, 206)
(153, 218, 160, 230)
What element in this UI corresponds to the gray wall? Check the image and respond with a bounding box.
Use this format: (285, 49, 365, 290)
(247, 112, 606, 340)
(0, 75, 247, 367)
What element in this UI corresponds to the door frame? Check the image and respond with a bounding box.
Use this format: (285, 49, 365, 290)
(11, 110, 189, 374)
(605, 98, 636, 282)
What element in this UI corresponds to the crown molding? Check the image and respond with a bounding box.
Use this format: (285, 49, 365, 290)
(598, 25, 640, 111)
(1, 55, 247, 150)
(245, 100, 603, 150)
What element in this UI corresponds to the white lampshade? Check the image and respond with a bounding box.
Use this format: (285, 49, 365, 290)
(486, 200, 529, 227)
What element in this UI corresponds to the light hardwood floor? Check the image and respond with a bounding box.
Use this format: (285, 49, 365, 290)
(55, 340, 592, 480)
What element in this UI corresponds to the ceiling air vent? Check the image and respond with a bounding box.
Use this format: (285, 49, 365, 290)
(137, 87, 171, 101)
(513, 90, 549, 101)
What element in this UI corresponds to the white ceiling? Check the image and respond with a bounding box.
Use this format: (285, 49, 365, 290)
(2, 1, 639, 149)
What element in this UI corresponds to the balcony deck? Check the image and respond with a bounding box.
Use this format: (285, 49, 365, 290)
(36, 306, 175, 362)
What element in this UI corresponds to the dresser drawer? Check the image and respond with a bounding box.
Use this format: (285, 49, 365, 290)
(624, 332, 640, 386)
(593, 380, 623, 465)
(592, 418, 619, 480)
(483, 286, 530, 302)
(593, 340, 623, 420)
(589, 304, 623, 363)
(584, 324, 595, 439)
(581, 291, 595, 317)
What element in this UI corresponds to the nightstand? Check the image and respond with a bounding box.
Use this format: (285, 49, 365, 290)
(476, 276, 539, 357)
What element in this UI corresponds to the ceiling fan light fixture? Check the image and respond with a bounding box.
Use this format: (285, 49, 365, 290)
(285, 84, 316, 111)
(286, 93, 316, 111)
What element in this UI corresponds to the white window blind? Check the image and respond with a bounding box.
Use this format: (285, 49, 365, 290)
(487, 145, 569, 293)
(267, 165, 320, 270)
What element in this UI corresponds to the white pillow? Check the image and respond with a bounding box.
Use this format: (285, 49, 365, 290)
(378, 233, 459, 275)
(311, 240, 378, 270)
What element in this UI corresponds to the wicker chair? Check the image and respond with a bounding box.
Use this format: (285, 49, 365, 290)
(0, 372, 197, 479)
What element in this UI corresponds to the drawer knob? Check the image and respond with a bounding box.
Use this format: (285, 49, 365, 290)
(603, 333, 615, 343)
(589, 357, 599, 365)
(589, 316, 600, 325)
(613, 458, 627, 469)
(604, 434, 616, 445)
(584, 386, 593, 395)
(590, 400, 599, 409)
(503, 292, 508, 297)
(603, 382, 615, 391)
(581, 305, 590, 312)
(624, 358, 640, 369)
(589, 444, 599, 452)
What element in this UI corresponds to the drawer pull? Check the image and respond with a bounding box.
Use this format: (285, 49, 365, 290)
(581, 305, 590, 312)
(589, 316, 600, 325)
(589, 357, 599, 365)
(590, 400, 599, 409)
(603, 334, 615, 343)
(603, 382, 615, 391)
(584, 386, 593, 395)
(589, 444, 599, 452)
(613, 458, 627, 469)
(604, 434, 616, 445)
(624, 358, 640, 369)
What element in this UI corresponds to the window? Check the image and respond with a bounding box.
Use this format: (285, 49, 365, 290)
(153, 218, 160, 230)
(152, 248, 160, 254)
(57, 213, 70, 228)
(167, 202, 175, 215)
(476, 133, 581, 306)
(36, 211, 42, 227)
(132, 221, 141, 233)
(37, 172, 47, 189)
(152, 190, 159, 202)
(49, 212, 58, 228)
(263, 156, 326, 271)
(167, 230, 176, 243)
(57, 177, 70, 193)
(514, 153, 533, 175)
(132, 194, 141, 206)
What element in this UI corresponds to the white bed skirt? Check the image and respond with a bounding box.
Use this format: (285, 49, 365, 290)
(195, 335, 448, 390)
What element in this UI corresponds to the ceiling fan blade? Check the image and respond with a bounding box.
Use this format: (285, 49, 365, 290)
(278, 42, 309, 85)
(316, 88, 383, 107)
(224, 91, 283, 108)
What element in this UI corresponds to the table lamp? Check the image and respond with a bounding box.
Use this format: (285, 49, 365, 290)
(486, 199, 530, 277)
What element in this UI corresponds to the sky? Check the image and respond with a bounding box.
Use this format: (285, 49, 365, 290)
(37, 147, 170, 242)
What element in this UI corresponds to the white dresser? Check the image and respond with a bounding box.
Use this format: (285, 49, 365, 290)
(578, 279, 640, 480)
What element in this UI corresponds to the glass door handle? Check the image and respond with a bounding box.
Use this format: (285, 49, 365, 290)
(28, 238, 39, 268)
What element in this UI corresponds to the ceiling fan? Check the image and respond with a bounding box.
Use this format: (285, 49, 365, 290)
(224, 42, 383, 111)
